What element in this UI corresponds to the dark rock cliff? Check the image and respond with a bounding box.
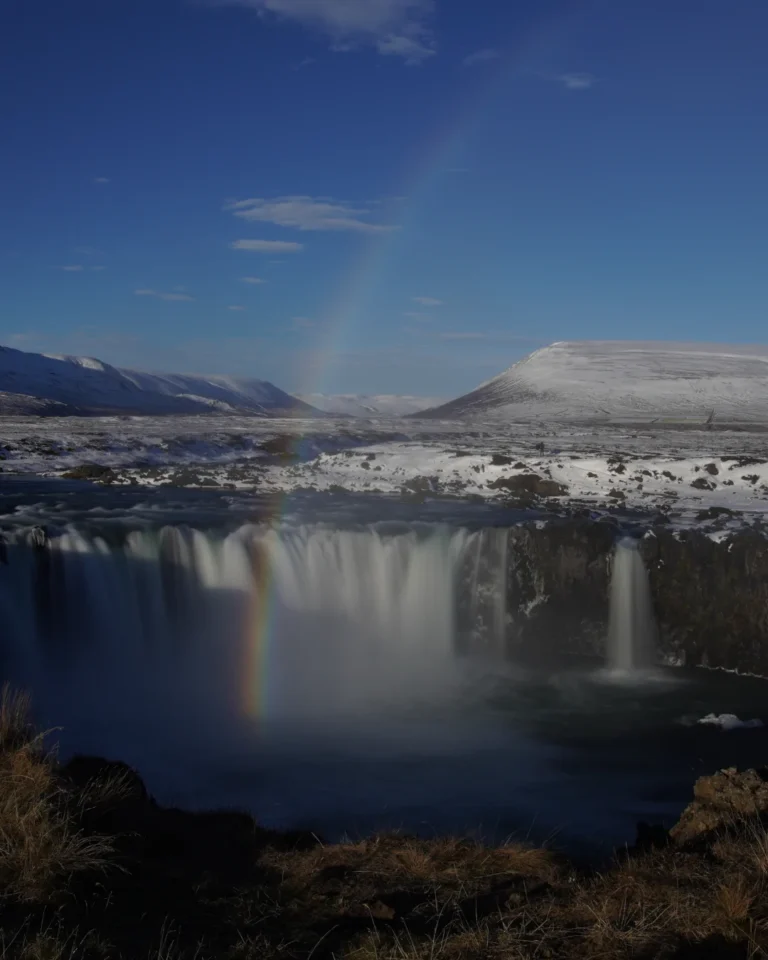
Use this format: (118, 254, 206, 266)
(505, 520, 768, 675)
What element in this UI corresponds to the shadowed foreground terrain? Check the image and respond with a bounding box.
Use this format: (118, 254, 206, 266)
(2, 688, 768, 959)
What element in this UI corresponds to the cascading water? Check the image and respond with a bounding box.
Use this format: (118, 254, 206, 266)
(607, 537, 658, 672)
(0, 523, 512, 724)
(5, 514, 756, 853)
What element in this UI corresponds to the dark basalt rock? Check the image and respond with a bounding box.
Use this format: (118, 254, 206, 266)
(696, 506, 734, 521)
(691, 476, 715, 490)
(501, 522, 768, 675)
(505, 521, 615, 664)
(61, 462, 117, 483)
(487, 474, 567, 497)
(641, 529, 768, 675)
(61, 754, 317, 879)
(258, 435, 297, 459)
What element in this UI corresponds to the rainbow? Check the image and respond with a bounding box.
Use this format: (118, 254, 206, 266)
(240, 45, 523, 717)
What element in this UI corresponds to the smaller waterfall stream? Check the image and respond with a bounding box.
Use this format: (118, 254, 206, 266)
(607, 537, 658, 672)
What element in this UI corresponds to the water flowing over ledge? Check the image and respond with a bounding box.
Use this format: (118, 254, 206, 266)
(3, 514, 768, 680)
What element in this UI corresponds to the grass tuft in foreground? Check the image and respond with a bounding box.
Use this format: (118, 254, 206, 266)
(0, 685, 114, 902)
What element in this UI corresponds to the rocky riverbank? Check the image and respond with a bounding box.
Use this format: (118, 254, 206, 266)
(2, 688, 768, 959)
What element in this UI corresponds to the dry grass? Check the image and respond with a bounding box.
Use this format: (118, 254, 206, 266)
(0, 688, 38, 754)
(8, 685, 768, 958)
(251, 806, 768, 957)
(262, 834, 556, 892)
(0, 914, 113, 960)
(0, 686, 114, 901)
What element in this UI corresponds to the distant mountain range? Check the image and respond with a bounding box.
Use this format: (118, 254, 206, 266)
(419, 341, 768, 422)
(0, 344, 322, 417)
(298, 394, 443, 418)
(6, 339, 767, 423)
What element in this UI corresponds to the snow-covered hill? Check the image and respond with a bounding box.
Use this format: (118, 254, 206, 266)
(0, 343, 322, 417)
(299, 394, 443, 417)
(420, 341, 768, 422)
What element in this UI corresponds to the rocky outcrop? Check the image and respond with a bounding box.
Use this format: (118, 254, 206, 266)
(61, 462, 118, 483)
(506, 521, 616, 663)
(60, 754, 314, 879)
(670, 767, 768, 846)
(487, 474, 568, 497)
(640, 530, 768, 675)
(504, 521, 768, 674)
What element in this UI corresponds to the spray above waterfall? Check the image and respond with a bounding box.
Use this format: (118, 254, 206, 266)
(607, 537, 658, 673)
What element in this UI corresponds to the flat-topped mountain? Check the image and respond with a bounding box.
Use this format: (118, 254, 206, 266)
(418, 341, 768, 422)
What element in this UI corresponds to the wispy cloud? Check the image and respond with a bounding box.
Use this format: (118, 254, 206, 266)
(135, 288, 196, 302)
(231, 239, 304, 253)
(404, 311, 431, 321)
(292, 316, 317, 330)
(413, 296, 443, 307)
(228, 305, 246, 311)
(438, 332, 487, 340)
(292, 56, 316, 70)
(559, 72, 595, 90)
(93, 176, 110, 184)
(241, 276, 266, 284)
(226, 196, 397, 234)
(377, 33, 435, 65)
(58, 262, 105, 272)
(463, 48, 499, 67)
(215, 0, 436, 63)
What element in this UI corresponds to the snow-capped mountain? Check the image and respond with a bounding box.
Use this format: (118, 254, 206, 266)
(298, 394, 443, 418)
(0, 343, 322, 417)
(419, 341, 768, 422)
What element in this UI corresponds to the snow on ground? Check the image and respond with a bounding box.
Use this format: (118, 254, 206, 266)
(422, 341, 768, 423)
(2, 415, 768, 532)
(274, 445, 768, 501)
(0, 416, 403, 474)
(299, 394, 444, 417)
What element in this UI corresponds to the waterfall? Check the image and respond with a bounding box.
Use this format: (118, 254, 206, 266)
(0, 523, 512, 723)
(607, 537, 657, 672)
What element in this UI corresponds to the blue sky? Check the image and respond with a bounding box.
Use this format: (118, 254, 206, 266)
(1, 0, 767, 396)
